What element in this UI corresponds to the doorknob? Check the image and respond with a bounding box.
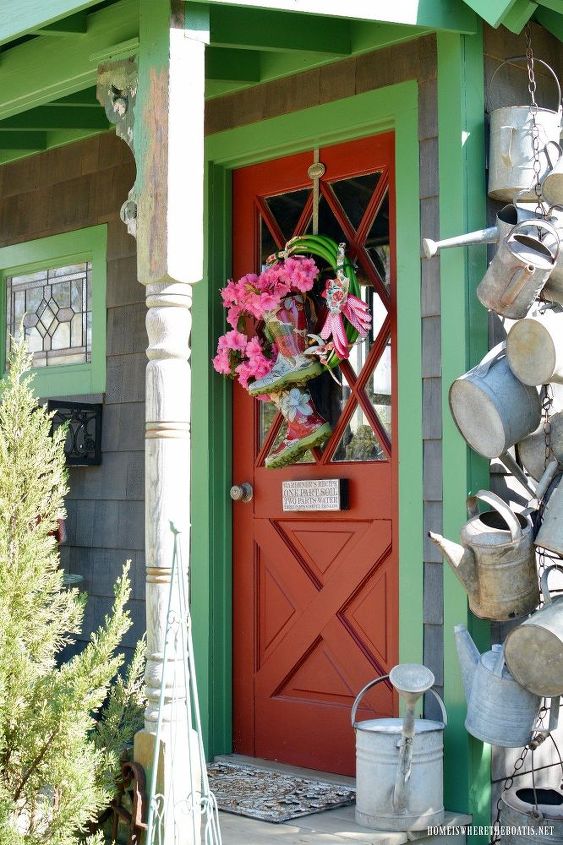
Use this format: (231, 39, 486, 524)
(230, 482, 253, 502)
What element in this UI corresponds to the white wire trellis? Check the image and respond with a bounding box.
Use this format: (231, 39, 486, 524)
(145, 522, 222, 845)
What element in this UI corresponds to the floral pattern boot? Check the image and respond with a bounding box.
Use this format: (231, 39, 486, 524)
(265, 387, 332, 468)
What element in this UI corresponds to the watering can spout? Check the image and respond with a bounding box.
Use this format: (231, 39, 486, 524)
(454, 625, 480, 704)
(428, 532, 477, 601)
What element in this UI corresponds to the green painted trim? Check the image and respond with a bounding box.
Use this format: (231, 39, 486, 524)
(202, 0, 478, 33)
(459, 0, 519, 28)
(534, 6, 563, 41)
(0, 105, 109, 131)
(35, 11, 89, 36)
(0, 0, 138, 121)
(0, 0, 102, 46)
(437, 29, 490, 831)
(196, 80, 423, 759)
(0, 225, 107, 398)
(502, 0, 537, 33)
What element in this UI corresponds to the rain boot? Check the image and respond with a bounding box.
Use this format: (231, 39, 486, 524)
(265, 386, 332, 468)
(248, 295, 322, 397)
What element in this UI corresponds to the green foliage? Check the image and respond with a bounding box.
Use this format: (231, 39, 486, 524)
(93, 636, 146, 797)
(0, 339, 137, 844)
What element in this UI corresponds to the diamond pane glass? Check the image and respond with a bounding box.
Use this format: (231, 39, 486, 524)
(367, 339, 392, 441)
(306, 196, 347, 243)
(331, 172, 381, 229)
(266, 189, 310, 241)
(260, 218, 278, 267)
(7, 261, 92, 367)
(331, 405, 386, 462)
(366, 191, 391, 290)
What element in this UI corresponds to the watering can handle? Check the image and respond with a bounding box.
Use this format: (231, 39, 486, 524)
(487, 57, 562, 114)
(350, 678, 448, 728)
(467, 490, 522, 541)
(508, 218, 561, 262)
(545, 141, 563, 172)
(351, 675, 389, 727)
(540, 564, 563, 606)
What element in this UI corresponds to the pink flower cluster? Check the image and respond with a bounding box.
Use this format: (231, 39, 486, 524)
(220, 256, 318, 328)
(212, 330, 277, 390)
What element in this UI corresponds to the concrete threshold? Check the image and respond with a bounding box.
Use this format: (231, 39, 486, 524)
(212, 755, 471, 845)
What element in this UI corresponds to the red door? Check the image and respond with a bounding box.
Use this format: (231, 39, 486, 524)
(232, 133, 398, 776)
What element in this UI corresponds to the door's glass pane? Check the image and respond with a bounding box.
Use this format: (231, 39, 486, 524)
(266, 189, 310, 241)
(331, 404, 386, 463)
(306, 196, 348, 244)
(260, 218, 278, 267)
(367, 339, 392, 441)
(331, 172, 381, 229)
(365, 191, 391, 290)
(259, 400, 279, 449)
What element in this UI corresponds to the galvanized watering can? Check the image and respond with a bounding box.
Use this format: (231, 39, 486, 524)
(477, 219, 560, 319)
(505, 565, 563, 698)
(507, 307, 563, 386)
(352, 664, 446, 831)
(449, 343, 541, 459)
(455, 625, 541, 748)
(487, 57, 562, 202)
(518, 411, 563, 481)
(542, 142, 563, 207)
(536, 475, 563, 556)
(499, 785, 563, 845)
(430, 490, 539, 621)
(422, 204, 563, 306)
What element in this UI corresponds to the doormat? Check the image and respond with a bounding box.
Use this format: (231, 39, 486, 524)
(206, 761, 355, 824)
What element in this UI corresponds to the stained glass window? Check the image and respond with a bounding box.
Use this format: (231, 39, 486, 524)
(7, 262, 92, 368)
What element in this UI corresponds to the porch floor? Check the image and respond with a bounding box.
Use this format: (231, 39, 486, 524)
(213, 756, 470, 845)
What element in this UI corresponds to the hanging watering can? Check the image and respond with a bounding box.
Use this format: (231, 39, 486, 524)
(499, 785, 563, 844)
(449, 343, 541, 459)
(487, 57, 562, 202)
(477, 219, 560, 319)
(535, 476, 563, 556)
(454, 625, 541, 747)
(542, 142, 563, 207)
(429, 490, 539, 621)
(352, 664, 446, 831)
(518, 411, 563, 481)
(505, 565, 563, 697)
(507, 307, 563, 386)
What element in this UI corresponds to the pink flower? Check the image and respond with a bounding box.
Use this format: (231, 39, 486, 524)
(217, 329, 248, 352)
(284, 256, 318, 292)
(212, 349, 232, 375)
(235, 361, 254, 390)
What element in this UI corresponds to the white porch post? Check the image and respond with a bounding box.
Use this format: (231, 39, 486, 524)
(97, 1, 208, 841)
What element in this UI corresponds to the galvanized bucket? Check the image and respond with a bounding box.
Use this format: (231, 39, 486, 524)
(505, 565, 563, 698)
(455, 627, 541, 748)
(477, 219, 560, 319)
(542, 142, 563, 207)
(488, 57, 562, 202)
(449, 343, 541, 459)
(507, 308, 563, 385)
(499, 785, 563, 845)
(351, 673, 446, 831)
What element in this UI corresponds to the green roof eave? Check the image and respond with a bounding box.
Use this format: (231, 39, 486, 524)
(0, 1, 109, 47)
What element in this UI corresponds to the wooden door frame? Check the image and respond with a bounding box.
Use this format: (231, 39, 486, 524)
(191, 80, 423, 761)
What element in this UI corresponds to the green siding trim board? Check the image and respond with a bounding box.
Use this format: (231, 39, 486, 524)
(0, 225, 107, 398)
(192, 80, 423, 758)
(437, 28, 490, 832)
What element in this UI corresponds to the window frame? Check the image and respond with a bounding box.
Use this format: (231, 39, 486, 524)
(0, 225, 106, 397)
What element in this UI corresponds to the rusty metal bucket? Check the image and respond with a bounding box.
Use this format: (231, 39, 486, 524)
(477, 219, 560, 319)
(488, 57, 562, 202)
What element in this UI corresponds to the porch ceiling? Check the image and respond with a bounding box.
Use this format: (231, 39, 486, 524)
(0, 0, 560, 165)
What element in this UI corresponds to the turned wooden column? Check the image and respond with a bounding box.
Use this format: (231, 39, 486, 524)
(97, 2, 208, 841)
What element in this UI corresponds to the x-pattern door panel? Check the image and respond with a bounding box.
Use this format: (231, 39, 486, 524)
(232, 133, 398, 775)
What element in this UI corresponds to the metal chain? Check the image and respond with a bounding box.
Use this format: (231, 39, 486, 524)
(490, 705, 549, 844)
(525, 25, 547, 218)
(537, 384, 555, 584)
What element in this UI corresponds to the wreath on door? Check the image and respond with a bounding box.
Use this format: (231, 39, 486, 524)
(212, 235, 372, 467)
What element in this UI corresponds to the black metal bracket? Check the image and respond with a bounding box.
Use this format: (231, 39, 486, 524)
(47, 400, 103, 466)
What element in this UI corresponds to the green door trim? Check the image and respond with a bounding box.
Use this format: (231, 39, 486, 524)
(437, 28, 490, 831)
(191, 79, 423, 760)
